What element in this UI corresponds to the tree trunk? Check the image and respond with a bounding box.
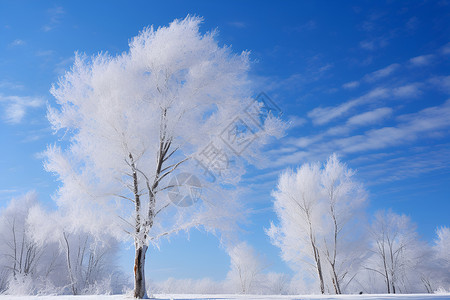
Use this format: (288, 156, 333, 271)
(315, 250, 325, 294)
(331, 271, 341, 294)
(134, 244, 148, 298)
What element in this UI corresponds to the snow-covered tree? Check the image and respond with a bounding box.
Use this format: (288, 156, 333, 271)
(420, 226, 450, 293)
(0, 192, 125, 295)
(0, 192, 49, 293)
(226, 242, 267, 294)
(434, 227, 450, 266)
(267, 162, 326, 293)
(365, 210, 425, 294)
(45, 16, 283, 298)
(267, 154, 366, 294)
(320, 154, 366, 293)
(264, 272, 290, 294)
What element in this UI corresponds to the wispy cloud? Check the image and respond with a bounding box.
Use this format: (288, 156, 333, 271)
(393, 83, 421, 98)
(36, 50, 55, 57)
(308, 87, 391, 125)
(0, 189, 17, 194)
(9, 39, 26, 47)
(54, 57, 74, 75)
(409, 54, 435, 66)
(359, 35, 390, 51)
(357, 144, 450, 184)
(347, 107, 393, 126)
(342, 81, 360, 89)
(293, 20, 317, 32)
(228, 21, 246, 28)
(429, 76, 450, 94)
(273, 97, 450, 169)
(441, 42, 450, 55)
(287, 115, 307, 129)
(0, 80, 24, 90)
(42, 6, 65, 32)
(0, 94, 44, 124)
(336, 99, 450, 153)
(21, 127, 52, 143)
(291, 107, 393, 149)
(363, 63, 400, 82)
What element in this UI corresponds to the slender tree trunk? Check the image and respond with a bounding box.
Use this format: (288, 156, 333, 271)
(63, 232, 77, 295)
(331, 265, 341, 294)
(314, 247, 325, 294)
(134, 244, 148, 298)
(384, 258, 390, 293)
(309, 225, 325, 294)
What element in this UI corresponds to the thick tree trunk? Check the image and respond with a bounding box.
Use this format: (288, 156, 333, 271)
(134, 244, 148, 299)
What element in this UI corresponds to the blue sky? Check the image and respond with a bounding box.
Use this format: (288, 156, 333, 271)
(0, 1, 449, 281)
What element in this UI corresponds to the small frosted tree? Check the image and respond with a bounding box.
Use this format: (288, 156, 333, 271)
(434, 227, 450, 265)
(267, 162, 326, 294)
(226, 242, 267, 294)
(45, 16, 283, 298)
(321, 154, 366, 293)
(431, 227, 450, 292)
(0, 192, 45, 287)
(267, 154, 366, 294)
(0, 192, 62, 295)
(365, 210, 425, 294)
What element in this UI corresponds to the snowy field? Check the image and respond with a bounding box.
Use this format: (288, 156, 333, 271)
(1, 294, 450, 300)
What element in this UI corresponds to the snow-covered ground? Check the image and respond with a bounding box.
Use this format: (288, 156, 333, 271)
(1, 294, 450, 300)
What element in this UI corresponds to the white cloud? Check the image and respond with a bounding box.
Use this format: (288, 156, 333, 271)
(290, 107, 393, 152)
(409, 54, 435, 66)
(441, 42, 450, 55)
(339, 99, 450, 153)
(42, 6, 65, 32)
(275, 99, 450, 170)
(272, 150, 309, 167)
(392, 83, 421, 98)
(429, 76, 450, 94)
(359, 35, 390, 51)
(294, 20, 317, 32)
(291, 135, 324, 148)
(228, 21, 246, 28)
(342, 81, 360, 89)
(0, 80, 24, 90)
(287, 115, 307, 128)
(363, 63, 400, 82)
(357, 144, 450, 184)
(347, 107, 392, 126)
(308, 87, 390, 125)
(308, 99, 359, 125)
(0, 95, 44, 124)
(9, 39, 26, 47)
(36, 50, 55, 57)
(54, 57, 74, 75)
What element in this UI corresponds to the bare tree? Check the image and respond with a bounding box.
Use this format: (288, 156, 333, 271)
(45, 16, 283, 298)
